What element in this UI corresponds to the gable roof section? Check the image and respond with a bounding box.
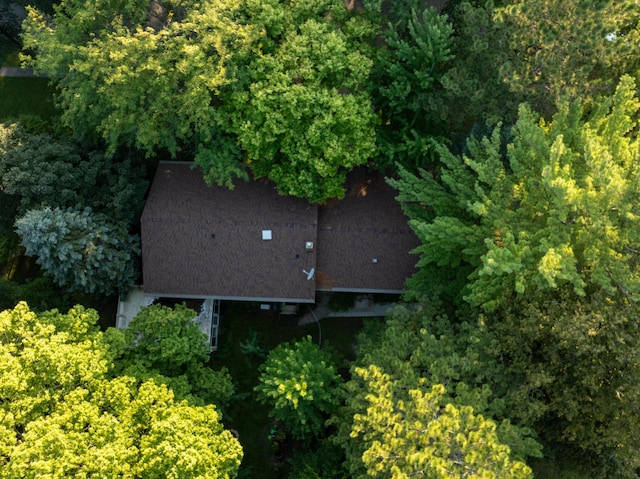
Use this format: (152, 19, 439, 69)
(141, 162, 318, 302)
(141, 162, 419, 301)
(315, 170, 420, 293)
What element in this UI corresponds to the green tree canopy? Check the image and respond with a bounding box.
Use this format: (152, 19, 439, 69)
(370, 6, 455, 170)
(14, 206, 139, 296)
(390, 75, 640, 310)
(106, 303, 234, 408)
(21, 0, 259, 187)
(334, 301, 540, 478)
(0, 123, 147, 227)
(0, 302, 243, 479)
(489, 290, 640, 477)
(22, 0, 378, 201)
(494, 0, 640, 116)
(225, 14, 376, 201)
(255, 336, 343, 441)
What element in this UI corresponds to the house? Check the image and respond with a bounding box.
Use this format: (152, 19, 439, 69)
(141, 161, 419, 299)
(132, 162, 419, 348)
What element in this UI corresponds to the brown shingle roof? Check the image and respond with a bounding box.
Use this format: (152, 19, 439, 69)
(141, 162, 318, 301)
(141, 163, 418, 300)
(316, 169, 420, 292)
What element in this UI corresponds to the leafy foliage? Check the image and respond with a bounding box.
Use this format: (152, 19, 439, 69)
(107, 303, 234, 408)
(21, 0, 259, 187)
(350, 368, 532, 479)
(334, 301, 539, 478)
(14, 206, 139, 296)
(225, 1, 377, 201)
(0, 123, 147, 227)
(491, 291, 640, 477)
(256, 336, 343, 441)
(390, 76, 640, 310)
(494, 0, 640, 116)
(0, 302, 243, 478)
(0, 277, 72, 313)
(21, 0, 379, 201)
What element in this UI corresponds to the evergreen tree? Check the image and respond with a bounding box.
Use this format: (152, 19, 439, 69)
(0, 123, 147, 227)
(371, 6, 455, 170)
(14, 206, 139, 296)
(390, 76, 640, 311)
(495, 0, 640, 117)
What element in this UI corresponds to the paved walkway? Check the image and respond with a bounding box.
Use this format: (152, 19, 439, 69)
(298, 292, 396, 325)
(0, 66, 43, 77)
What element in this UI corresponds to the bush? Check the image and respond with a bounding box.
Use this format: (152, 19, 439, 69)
(255, 336, 343, 442)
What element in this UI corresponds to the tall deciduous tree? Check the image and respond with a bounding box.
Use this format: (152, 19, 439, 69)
(390, 75, 640, 311)
(106, 303, 234, 408)
(14, 206, 139, 296)
(224, 0, 377, 201)
(21, 0, 258, 188)
(0, 302, 243, 479)
(491, 290, 640, 478)
(334, 301, 540, 478)
(22, 0, 378, 201)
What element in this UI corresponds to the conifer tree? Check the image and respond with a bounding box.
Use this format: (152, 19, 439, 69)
(495, 0, 640, 116)
(390, 75, 640, 311)
(14, 206, 139, 296)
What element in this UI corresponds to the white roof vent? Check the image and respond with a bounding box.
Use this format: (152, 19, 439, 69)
(262, 230, 272, 241)
(305, 241, 314, 251)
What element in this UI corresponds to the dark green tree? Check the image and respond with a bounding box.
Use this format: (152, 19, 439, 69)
(490, 290, 640, 478)
(494, 0, 640, 117)
(0, 123, 147, 227)
(370, 6, 455, 170)
(14, 206, 139, 296)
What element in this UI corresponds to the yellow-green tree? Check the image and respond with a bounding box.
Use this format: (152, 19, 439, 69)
(255, 336, 343, 442)
(223, 0, 377, 201)
(22, 0, 258, 188)
(334, 301, 540, 478)
(0, 302, 242, 478)
(390, 75, 640, 311)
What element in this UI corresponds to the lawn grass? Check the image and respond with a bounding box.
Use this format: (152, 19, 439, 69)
(209, 301, 368, 479)
(0, 38, 20, 66)
(0, 77, 57, 122)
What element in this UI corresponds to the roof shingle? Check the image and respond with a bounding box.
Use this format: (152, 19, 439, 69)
(141, 163, 418, 301)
